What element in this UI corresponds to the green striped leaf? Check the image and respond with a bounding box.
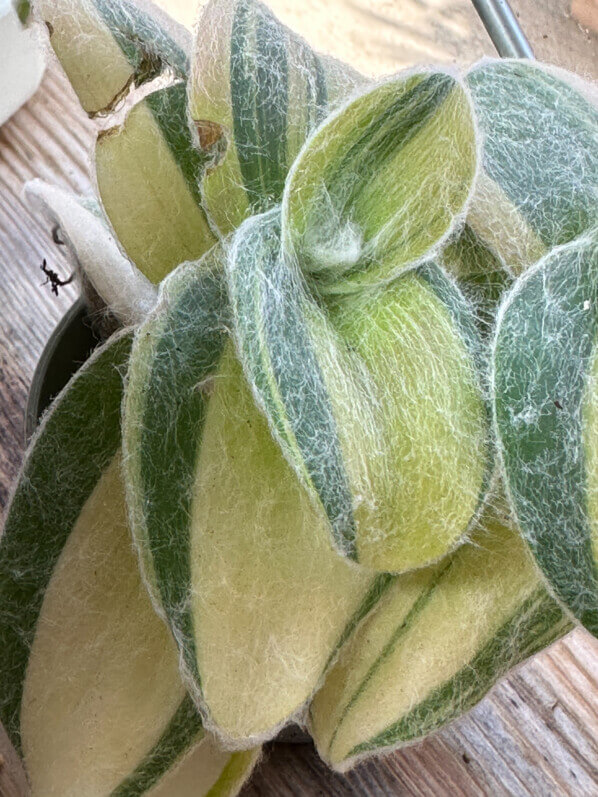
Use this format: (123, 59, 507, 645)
(227, 210, 491, 572)
(37, 0, 189, 114)
(228, 209, 359, 559)
(0, 333, 132, 752)
(282, 70, 477, 294)
(123, 246, 379, 744)
(441, 223, 513, 335)
(188, 0, 365, 234)
(309, 509, 571, 770)
(123, 247, 229, 681)
(493, 232, 598, 637)
(466, 60, 598, 274)
(114, 732, 260, 797)
(0, 333, 256, 795)
(95, 82, 216, 284)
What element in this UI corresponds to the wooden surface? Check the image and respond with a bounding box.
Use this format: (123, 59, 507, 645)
(1, 5, 598, 796)
(572, 0, 598, 34)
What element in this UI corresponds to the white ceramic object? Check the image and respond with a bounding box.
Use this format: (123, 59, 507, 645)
(0, 0, 44, 127)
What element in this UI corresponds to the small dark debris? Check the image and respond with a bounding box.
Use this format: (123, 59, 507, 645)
(543, 33, 548, 39)
(52, 225, 65, 246)
(554, 400, 563, 410)
(462, 753, 471, 765)
(41, 259, 74, 296)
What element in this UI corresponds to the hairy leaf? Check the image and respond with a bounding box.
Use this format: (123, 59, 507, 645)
(309, 509, 570, 770)
(95, 82, 216, 283)
(493, 231, 598, 637)
(188, 0, 366, 233)
(37, 0, 189, 114)
(0, 333, 258, 794)
(467, 60, 598, 274)
(282, 70, 477, 294)
(123, 247, 379, 745)
(228, 210, 490, 572)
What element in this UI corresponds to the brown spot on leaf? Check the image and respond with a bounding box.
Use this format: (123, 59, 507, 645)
(195, 119, 224, 151)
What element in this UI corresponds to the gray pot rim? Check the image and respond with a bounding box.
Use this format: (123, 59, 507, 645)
(25, 298, 100, 441)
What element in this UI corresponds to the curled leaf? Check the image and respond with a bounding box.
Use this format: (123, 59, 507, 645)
(228, 210, 491, 572)
(282, 70, 478, 294)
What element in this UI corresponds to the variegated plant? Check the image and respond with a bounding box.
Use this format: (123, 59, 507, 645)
(0, 0, 597, 791)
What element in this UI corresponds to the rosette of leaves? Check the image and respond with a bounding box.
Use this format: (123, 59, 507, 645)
(1, 0, 596, 786)
(227, 69, 491, 574)
(125, 48, 499, 745)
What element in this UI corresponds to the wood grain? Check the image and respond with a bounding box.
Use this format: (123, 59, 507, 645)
(1, 7, 598, 795)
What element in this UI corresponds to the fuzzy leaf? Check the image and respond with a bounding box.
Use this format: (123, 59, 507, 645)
(95, 82, 216, 283)
(228, 210, 491, 572)
(228, 209, 359, 559)
(25, 179, 157, 324)
(493, 231, 598, 637)
(188, 0, 366, 234)
(441, 223, 513, 333)
(282, 70, 477, 294)
(37, 0, 189, 114)
(467, 60, 598, 274)
(123, 247, 380, 745)
(0, 333, 258, 795)
(309, 510, 571, 770)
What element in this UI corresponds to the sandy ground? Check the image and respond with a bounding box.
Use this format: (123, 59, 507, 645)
(155, 0, 597, 80)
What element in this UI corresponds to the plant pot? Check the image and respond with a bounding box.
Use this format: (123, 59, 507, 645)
(25, 298, 311, 744)
(25, 298, 102, 441)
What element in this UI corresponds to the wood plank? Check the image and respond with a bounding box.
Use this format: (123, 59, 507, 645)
(0, 5, 597, 794)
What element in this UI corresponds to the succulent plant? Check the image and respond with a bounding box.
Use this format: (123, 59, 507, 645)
(0, 0, 597, 792)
